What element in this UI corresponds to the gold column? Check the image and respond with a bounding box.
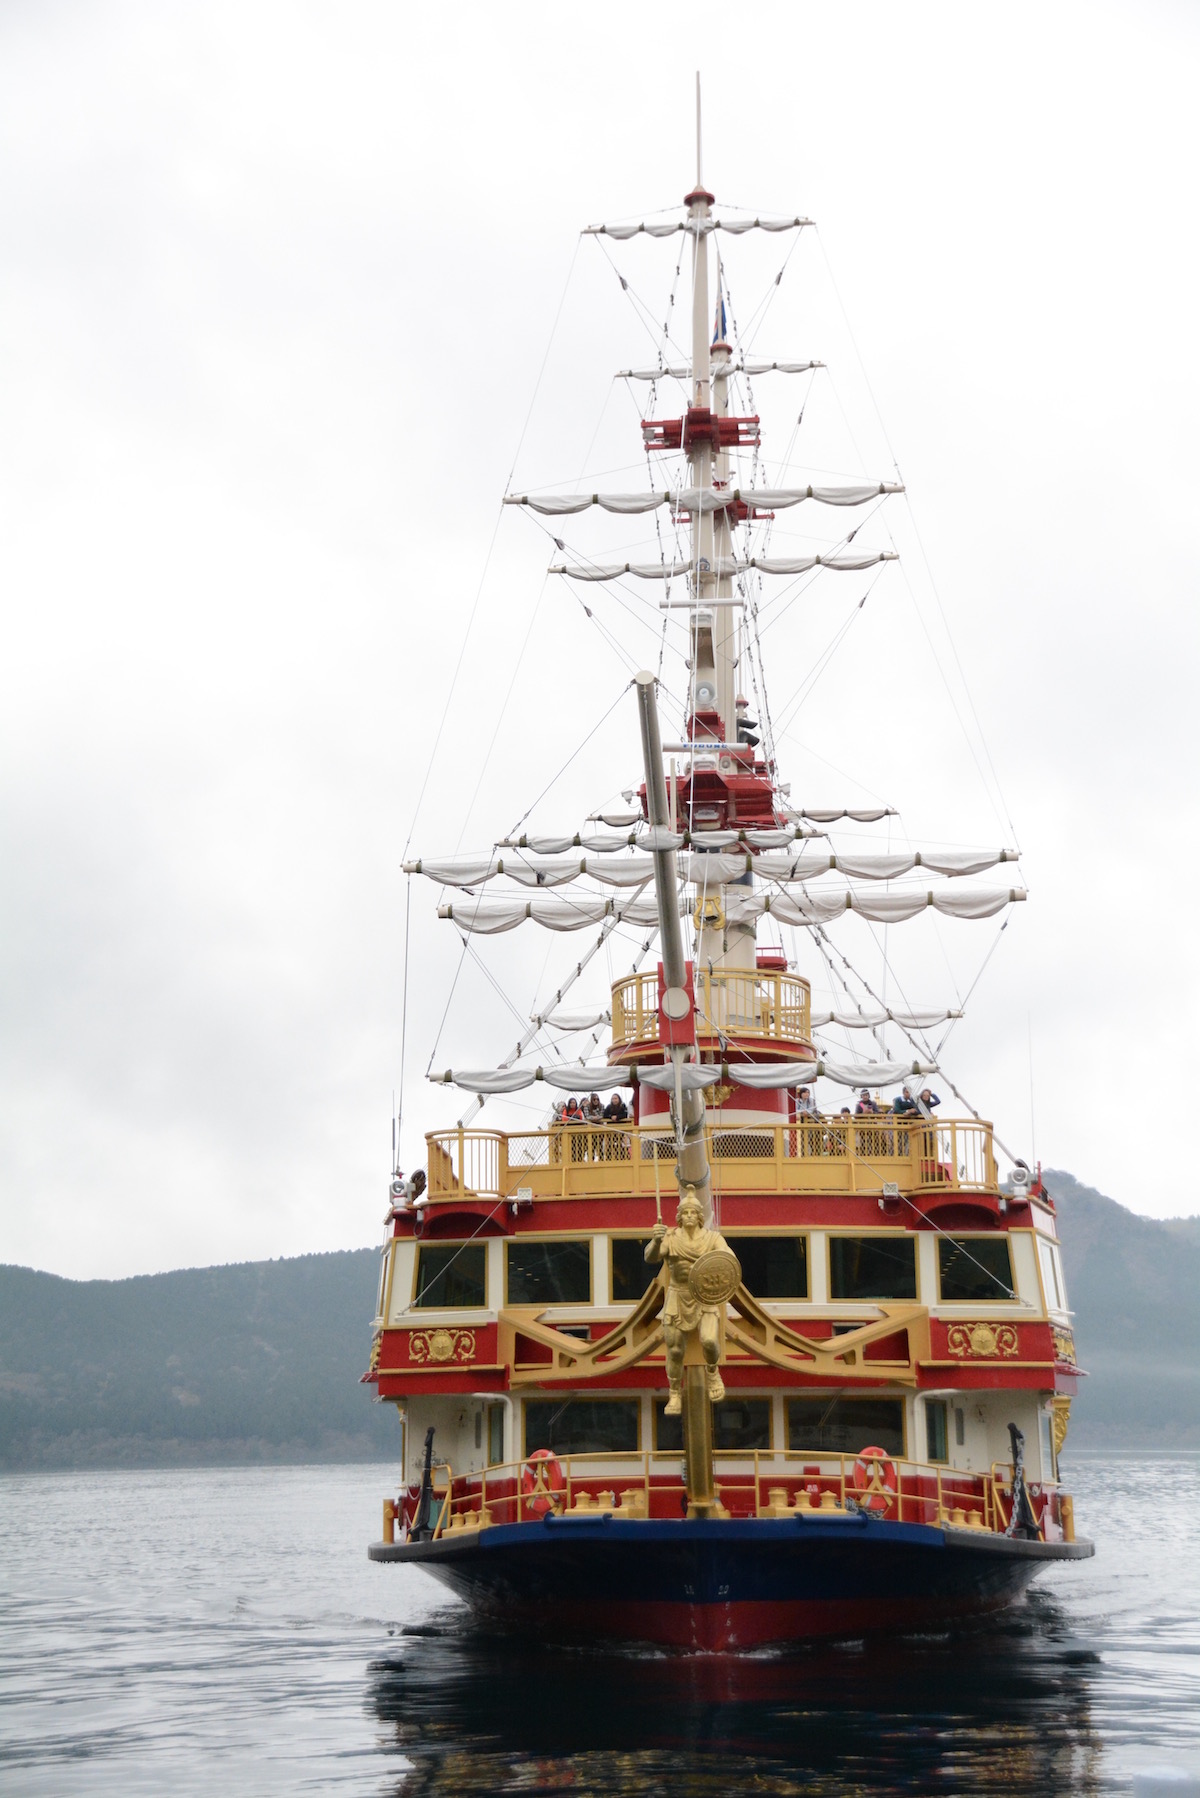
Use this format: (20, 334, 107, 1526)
(683, 1366, 718, 1517)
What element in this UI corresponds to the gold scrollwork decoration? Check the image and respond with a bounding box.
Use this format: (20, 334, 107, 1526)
(368, 1331, 382, 1375)
(408, 1327, 477, 1365)
(946, 1321, 1019, 1359)
(1052, 1328, 1077, 1366)
(1051, 1395, 1072, 1454)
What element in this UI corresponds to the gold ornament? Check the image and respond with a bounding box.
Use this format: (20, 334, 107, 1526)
(1052, 1328, 1077, 1366)
(1051, 1395, 1072, 1454)
(408, 1327, 477, 1364)
(946, 1321, 1018, 1358)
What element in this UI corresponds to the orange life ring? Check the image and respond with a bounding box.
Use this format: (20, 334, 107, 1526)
(520, 1448, 566, 1517)
(851, 1445, 898, 1514)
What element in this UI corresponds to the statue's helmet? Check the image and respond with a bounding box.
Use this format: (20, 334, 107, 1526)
(676, 1187, 703, 1226)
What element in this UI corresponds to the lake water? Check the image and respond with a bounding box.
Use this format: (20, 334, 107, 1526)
(2, 1454, 1199, 1796)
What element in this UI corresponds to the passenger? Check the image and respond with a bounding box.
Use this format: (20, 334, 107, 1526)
(550, 1099, 566, 1124)
(563, 1096, 584, 1124)
(796, 1085, 818, 1122)
(602, 1092, 629, 1123)
(855, 1087, 879, 1116)
(584, 1092, 604, 1122)
(918, 1087, 942, 1113)
(892, 1085, 920, 1117)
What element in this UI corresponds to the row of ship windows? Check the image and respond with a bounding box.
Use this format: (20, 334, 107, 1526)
(503, 1394, 960, 1465)
(408, 1232, 1017, 1310)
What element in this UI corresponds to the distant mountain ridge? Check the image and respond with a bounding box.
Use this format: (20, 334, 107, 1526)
(0, 1172, 1195, 1468)
(0, 1248, 394, 1469)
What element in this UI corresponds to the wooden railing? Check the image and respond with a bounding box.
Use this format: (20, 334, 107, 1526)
(395, 1450, 1064, 1541)
(611, 967, 812, 1049)
(425, 1116, 997, 1201)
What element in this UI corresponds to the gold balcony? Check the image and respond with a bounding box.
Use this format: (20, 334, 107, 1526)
(610, 967, 812, 1053)
(425, 1116, 998, 1204)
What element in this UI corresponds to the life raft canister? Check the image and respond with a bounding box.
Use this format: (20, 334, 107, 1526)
(521, 1448, 566, 1517)
(851, 1445, 898, 1514)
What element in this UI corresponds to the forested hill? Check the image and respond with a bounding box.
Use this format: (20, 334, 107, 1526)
(0, 1248, 393, 1469)
(1047, 1169, 1200, 1447)
(1, 1174, 1197, 1468)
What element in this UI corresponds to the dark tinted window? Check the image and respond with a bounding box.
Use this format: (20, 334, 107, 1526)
(507, 1240, 591, 1305)
(655, 1397, 771, 1453)
(524, 1399, 639, 1456)
(729, 1236, 807, 1298)
(937, 1236, 1015, 1302)
(925, 1399, 948, 1463)
(787, 1396, 906, 1457)
(829, 1235, 917, 1300)
(612, 1238, 656, 1303)
(414, 1244, 487, 1309)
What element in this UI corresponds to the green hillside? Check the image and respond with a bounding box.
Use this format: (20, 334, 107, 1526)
(1047, 1169, 1200, 1447)
(0, 1172, 1194, 1467)
(0, 1248, 396, 1469)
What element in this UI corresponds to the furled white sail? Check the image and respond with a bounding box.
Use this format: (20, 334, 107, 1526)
(617, 360, 824, 380)
(726, 888, 1027, 925)
(812, 1008, 961, 1029)
(506, 483, 902, 517)
(498, 824, 825, 854)
(437, 896, 663, 934)
(438, 887, 1025, 933)
(532, 1008, 612, 1031)
(428, 1057, 938, 1096)
(408, 848, 1016, 890)
(551, 551, 898, 580)
(584, 217, 813, 239)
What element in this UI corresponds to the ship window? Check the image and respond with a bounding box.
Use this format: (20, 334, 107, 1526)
(728, 1235, 808, 1299)
(655, 1397, 771, 1454)
(1038, 1236, 1067, 1311)
(925, 1400, 948, 1464)
(487, 1405, 505, 1467)
(523, 1399, 639, 1457)
(506, 1239, 591, 1305)
(413, 1243, 487, 1309)
(937, 1236, 1014, 1302)
(828, 1235, 917, 1301)
(787, 1396, 906, 1458)
(611, 1238, 656, 1303)
(376, 1246, 390, 1318)
(954, 1406, 965, 1447)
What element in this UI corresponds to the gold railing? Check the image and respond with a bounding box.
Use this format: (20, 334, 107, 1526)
(391, 1450, 1058, 1540)
(425, 1116, 997, 1201)
(610, 968, 811, 1049)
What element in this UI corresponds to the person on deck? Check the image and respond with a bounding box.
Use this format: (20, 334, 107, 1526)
(893, 1085, 920, 1117)
(796, 1085, 819, 1122)
(918, 1088, 942, 1113)
(602, 1093, 629, 1123)
(563, 1097, 584, 1123)
(583, 1092, 604, 1122)
(855, 1088, 879, 1116)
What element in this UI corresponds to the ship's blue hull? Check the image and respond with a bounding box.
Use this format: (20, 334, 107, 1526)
(370, 1513, 1092, 1650)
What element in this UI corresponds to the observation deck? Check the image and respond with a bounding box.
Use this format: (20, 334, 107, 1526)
(610, 967, 812, 1058)
(425, 1117, 998, 1206)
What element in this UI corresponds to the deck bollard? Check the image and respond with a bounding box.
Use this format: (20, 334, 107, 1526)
(382, 1498, 396, 1546)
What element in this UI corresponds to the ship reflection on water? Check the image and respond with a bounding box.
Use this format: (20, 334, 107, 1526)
(368, 1590, 1103, 1797)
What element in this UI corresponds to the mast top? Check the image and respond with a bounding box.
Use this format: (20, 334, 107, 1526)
(686, 74, 714, 207)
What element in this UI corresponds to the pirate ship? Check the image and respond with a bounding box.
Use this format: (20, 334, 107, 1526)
(365, 108, 1092, 1650)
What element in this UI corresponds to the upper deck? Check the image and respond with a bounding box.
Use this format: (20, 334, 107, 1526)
(610, 966, 812, 1057)
(425, 1115, 998, 1205)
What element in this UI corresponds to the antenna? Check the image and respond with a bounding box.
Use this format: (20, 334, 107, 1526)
(695, 71, 702, 187)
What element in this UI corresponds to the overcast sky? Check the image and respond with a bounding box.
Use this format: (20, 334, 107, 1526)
(2, 0, 1198, 1281)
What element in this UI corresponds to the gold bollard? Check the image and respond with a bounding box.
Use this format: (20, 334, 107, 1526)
(382, 1498, 396, 1546)
(1060, 1494, 1075, 1542)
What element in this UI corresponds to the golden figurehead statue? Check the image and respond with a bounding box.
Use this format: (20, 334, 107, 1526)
(645, 1186, 740, 1416)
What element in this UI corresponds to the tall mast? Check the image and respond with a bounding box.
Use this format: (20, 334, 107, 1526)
(686, 80, 736, 748)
